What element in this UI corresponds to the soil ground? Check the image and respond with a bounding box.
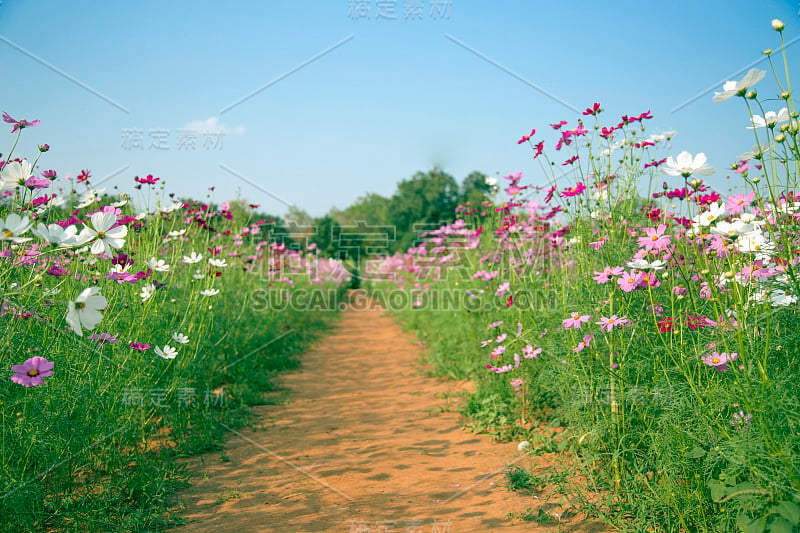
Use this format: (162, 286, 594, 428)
(178, 295, 609, 532)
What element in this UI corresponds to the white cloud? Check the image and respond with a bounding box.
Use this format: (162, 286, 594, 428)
(183, 117, 245, 136)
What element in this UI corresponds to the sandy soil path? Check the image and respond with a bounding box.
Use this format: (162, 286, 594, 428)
(178, 296, 607, 532)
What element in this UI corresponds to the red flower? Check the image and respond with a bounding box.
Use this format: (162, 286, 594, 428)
(532, 141, 544, 159)
(600, 126, 616, 139)
(559, 182, 586, 197)
(550, 120, 567, 129)
(582, 102, 602, 116)
(76, 169, 91, 183)
(657, 317, 674, 332)
(134, 174, 160, 185)
(517, 128, 535, 144)
(562, 155, 579, 166)
(644, 157, 667, 169)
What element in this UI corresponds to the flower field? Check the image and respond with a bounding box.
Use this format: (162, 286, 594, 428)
(3, 12, 800, 533)
(368, 21, 800, 532)
(0, 114, 349, 530)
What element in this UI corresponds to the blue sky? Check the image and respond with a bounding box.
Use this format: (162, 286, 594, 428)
(1, 0, 798, 216)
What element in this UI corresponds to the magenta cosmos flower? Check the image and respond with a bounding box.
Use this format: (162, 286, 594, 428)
(2, 112, 40, 133)
(562, 312, 591, 330)
(11, 356, 54, 387)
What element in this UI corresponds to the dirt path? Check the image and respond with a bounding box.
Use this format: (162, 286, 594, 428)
(178, 297, 607, 532)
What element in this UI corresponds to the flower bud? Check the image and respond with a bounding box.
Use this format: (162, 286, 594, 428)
(38, 144, 49, 152)
(746, 89, 757, 99)
(781, 90, 791, 100)
(772, 19, 785, 32)
(776, 133, 786, 143)
(764, 48, 773, 56)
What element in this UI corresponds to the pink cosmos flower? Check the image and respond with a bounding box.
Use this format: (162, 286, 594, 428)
(491, 345, 506, 358)
(496, 333, 508, 343)
(516, 322, 523, 338)
(11, 356, 54, 387)
(2, 111, 40, 133)
(487, 320, 503, 329)
(725, 191, 755, 214)
(522, 344, 542, 359)
(596, 315, 629, 333)
(496, 282, 510, 297)
(638, 224, 671, 253)
(573, 334, 594, 353)
(562, 312, 591, 330)
(617, 270, 642, 293)
(702, 351, 738, 372)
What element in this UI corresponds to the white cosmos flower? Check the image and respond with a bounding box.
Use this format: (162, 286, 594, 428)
(154, 345, 177, 359)
(0, 214, 33, 243)
(48, 196, 66, 209)
(737, 233, 776, 257)
(200, 288, 220, 297)
(65, 287, 107, 336)
(0, 159, 34, 190)
(43, 287, 61, 296)
(711, 220, 754, 239)
(208, 258, 227, 268)
(168, 229, 186, 238)
(770, 289, 797, 307)
(183, 251, 203, 264)
(111, 197, 129, 208)
(146, 257, 170, 272)
(79, 211, 128, 256)
(626, 258, 666, 271)
(663, 151, 715, 178)
(31, 223, 78, 245)
(747, 107, 789, 129)
(485, 177, 497, 187)
(713, 68, 766, 102)
(140, 283, 156, 302)
(75, 192, 98, 209)
(691, 202, 726, 228)
(172, 332, 190, 344)
(193, 270, 204, 280)
(109, 262, 131, 274)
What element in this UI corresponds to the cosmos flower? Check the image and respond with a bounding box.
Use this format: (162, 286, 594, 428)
(10, 356, 53, 387)
(66, 287, 107, 336)
(0, 214, 33, 243)
(79, 211, 128, 256)
(154, 345, 178, 360)
(712, 68, 766, 102)
(662, 151, 714, 178)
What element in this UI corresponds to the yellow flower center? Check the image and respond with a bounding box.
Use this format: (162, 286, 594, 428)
(3, 230, 13, 238)
(711, 357, 720, 364)
(97, 231, 106, 239)
(76, 302, 86, 310)
(27, 369, 39, 377)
